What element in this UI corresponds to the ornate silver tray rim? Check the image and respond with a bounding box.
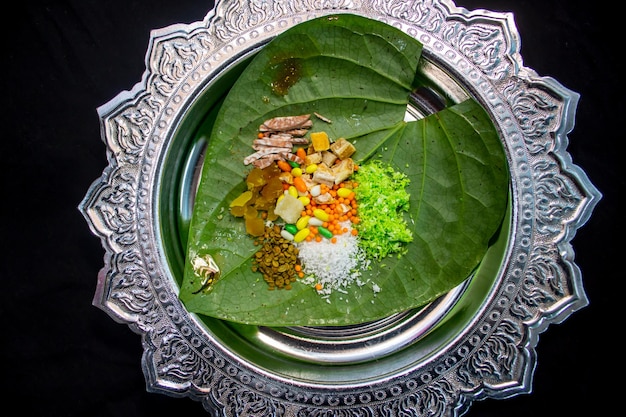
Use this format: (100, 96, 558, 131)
(79, 0, 601, 415)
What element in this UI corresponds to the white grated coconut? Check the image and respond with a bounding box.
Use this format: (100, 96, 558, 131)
(296, 221, 371, 296)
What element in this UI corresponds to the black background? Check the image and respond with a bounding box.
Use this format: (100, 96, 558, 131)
(2, 1, 620, 416)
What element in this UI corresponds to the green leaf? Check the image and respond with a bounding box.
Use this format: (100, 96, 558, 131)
(179, 14, 509, 326)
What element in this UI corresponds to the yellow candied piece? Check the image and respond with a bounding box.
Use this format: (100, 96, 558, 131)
(287, 185, 298, 198)
(296, 215, 310, 230)
(230, 205, 246, 217)
(293, 228, 311, 243)
(230, 190, 253, 207)
(310, 131, 330, 152)
(313, 208, 329, 222)
(337, 187, 352, 198)
(246, 168, 266, 190)
(260, 177, 283, 200)
(245, 216, 265, 237)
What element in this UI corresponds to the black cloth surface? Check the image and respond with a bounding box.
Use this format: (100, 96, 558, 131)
(2, 1, 619, 416)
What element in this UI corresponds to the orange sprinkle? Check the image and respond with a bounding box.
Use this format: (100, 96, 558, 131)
(295, 264, 302, 272)
(277, 160, 291, 172)
(293, 176, 307, 192)
(351, 229, 358, 236)
(315, 283, 323, 291)
(331, 237, 337, 244)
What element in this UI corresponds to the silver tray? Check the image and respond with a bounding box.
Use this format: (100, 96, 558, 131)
(79, 0, 601, 415)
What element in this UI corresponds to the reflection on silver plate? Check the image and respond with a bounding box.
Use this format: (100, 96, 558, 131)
(79, 0, 601, 415)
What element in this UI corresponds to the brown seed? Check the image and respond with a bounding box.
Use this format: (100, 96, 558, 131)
(250, 225, 303, 290)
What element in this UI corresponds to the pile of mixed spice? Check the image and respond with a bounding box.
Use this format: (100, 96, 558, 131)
(230, 113, 411, 296)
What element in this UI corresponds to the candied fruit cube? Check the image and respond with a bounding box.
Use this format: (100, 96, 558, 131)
(310, 131, 330, 152)
(274, 194, 304, 224)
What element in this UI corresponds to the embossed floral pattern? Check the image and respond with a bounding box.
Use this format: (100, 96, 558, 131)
(79, 1, 600, 416)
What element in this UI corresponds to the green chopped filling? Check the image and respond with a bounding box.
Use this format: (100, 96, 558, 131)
(354, 161, 412, 259)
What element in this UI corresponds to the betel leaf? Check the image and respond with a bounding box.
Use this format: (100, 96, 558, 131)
(179, 14, 509, 327)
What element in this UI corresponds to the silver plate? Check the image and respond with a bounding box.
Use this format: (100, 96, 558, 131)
(79, 0, 601, 415)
